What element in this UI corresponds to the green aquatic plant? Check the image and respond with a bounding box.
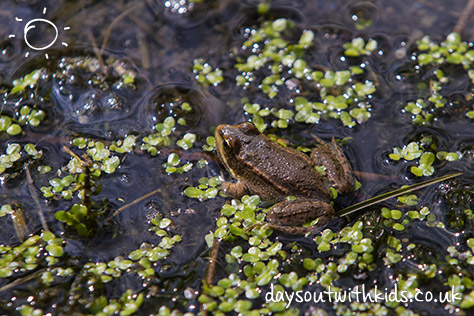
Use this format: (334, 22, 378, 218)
(40, 138, 134, 236)
(162, 152, 193, 174)
(2, 5, 474, 314)
(184, 176, 222, 200)
(0, 105, 46, 136)
(141, 116, 176, 155)
(55, 203, 92, 237)
(193, 171, 464, 314)
(193, 58, 224, 86)
(0, 143, 43, 174)
(88, 290, 144, 316)
(194, 18, 378, 130)
(10, 69, 42, 94)
(176, 132, 196, 150)
(403, 33, 474, 124)
(343, 37, 378, 57)
(389, 140, 459, 177)
(0, 231, 65, 278)
(82, 215, 181, 283)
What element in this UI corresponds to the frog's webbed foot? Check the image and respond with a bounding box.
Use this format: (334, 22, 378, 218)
(310, 136, 354, 195)
(221, 181, 247, 199)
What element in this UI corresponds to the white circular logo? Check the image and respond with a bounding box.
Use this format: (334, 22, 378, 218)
(23, 18, 59, 51)
(9, 7, 70, 59)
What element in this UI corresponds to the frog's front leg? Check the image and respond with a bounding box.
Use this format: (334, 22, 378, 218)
(221, 181, 247, 199)
(310, 136, 354, 195)
(265, 200, 335, 235)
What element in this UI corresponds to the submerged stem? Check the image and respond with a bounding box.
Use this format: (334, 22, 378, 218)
(110, 188, 162, 218)
(25, 163, 49, 232)
(453, 0, 474, 34)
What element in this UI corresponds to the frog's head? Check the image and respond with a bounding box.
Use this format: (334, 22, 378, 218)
(215, 122, 260, 176)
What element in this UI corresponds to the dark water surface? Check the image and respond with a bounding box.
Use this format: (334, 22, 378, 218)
(1, 0, 474, 315)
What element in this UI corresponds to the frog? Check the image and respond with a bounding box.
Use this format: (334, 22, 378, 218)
(215, 122, 354, 234)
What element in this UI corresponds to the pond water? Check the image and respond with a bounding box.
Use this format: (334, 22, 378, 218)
(1, 0, 474, 315)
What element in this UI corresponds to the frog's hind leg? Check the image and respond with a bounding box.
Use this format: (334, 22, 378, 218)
(265, 214, 333, 235)
(265, 224, 314, 235)
(310, 136, 354, 195)
(263, 199, 335, 235)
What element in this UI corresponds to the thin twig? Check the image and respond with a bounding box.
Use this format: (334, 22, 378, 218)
(201, 238, 220, 316)
(100, 1, 146, 56)
(110, 188, 162, 218)
(110, 0, 163, 48)
(416, 0, 460, 17)
(88, 31, 107, 76)
(138, 34, 151, 69)
(0, 269, 44, 293)
(62, 145, 90, 166)
(25, 164, 49, 232)
(453, 0, 474, 34)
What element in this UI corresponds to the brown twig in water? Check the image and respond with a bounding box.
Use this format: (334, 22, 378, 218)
(453, 0, 474, 34)
(205, 238, 220, 286)
(62, 145, 90, 166)
(88, 31, 107, 75)
(201, 238, 220, 316)
(10, 207, 28, 243)
(138, 34, 151, 69)
(25, 164, 49, 232)
(110, 188, 162, 218)
(0, 269, 45, 293)
(416, 0, 460, 17)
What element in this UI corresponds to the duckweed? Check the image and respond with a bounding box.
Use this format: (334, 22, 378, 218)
(141, 116, 175, 155)
(193, 58, 224, 86)
(343, 37, 378, 57)
(163, 153, 193, 174)
(0, 231, 65, 279)
(389, 140, 459, 177)
(89, 290, 144, 316)
(195, 18, 377, 130)
(402, 33, 474, 124)
(184, 176, 222, 200)
(110, 135, 137, 153)
(202, 136, 216, 151)
(176, 132, 196, 150)
(2, 8, 474, 316)
(10, 69, 42, 94)
(0, 143, 44, 174)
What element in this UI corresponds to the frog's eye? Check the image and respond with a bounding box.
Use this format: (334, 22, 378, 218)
(223, 138, 232, 149)
(223, 137, 241, 153)
(239, 122, 260, 135)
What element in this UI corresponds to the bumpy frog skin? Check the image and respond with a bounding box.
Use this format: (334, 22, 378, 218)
(215, 122, 354, 234)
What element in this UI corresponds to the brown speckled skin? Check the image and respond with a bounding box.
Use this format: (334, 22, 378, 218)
(310, 136, 354, 195)
(216, 123, 331, 201)
(215, 122, 353, 231)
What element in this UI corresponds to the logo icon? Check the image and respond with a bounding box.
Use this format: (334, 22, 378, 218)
(9, 7, 70, 59)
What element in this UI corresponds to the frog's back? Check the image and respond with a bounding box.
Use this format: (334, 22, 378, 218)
(237, 136, 331, 201)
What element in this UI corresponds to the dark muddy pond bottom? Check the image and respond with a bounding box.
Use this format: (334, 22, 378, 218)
(1, 0, 474, 315)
